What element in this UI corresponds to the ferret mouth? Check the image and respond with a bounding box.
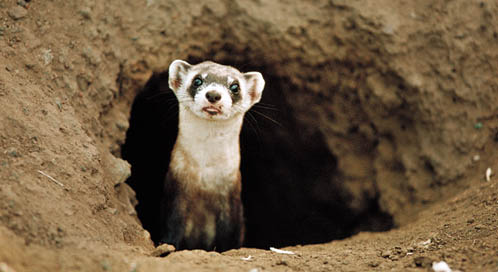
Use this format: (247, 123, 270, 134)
(202, 106, 222, 115)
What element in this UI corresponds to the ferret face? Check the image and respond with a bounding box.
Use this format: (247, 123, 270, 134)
(168, 60, 265, 121)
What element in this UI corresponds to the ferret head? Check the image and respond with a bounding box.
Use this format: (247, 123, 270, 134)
(168, 60, 265, 121)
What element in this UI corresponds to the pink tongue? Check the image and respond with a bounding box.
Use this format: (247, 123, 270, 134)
(204, 107, 220, 115)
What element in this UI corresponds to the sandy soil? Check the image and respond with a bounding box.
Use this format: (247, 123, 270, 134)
(0, 0, 497, 271)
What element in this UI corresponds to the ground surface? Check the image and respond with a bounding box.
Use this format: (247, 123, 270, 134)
(0, 0, 497, 271)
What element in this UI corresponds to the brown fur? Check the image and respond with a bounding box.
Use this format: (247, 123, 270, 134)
(160, 60, 263, 252)
(161, 167, 244, 251)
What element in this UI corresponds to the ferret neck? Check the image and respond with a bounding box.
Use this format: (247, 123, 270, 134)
(172, 107, 243, 192)
(177, 106, 243, 159)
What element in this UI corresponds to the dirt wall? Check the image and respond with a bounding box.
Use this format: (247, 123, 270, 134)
(0, 0, 497, 271)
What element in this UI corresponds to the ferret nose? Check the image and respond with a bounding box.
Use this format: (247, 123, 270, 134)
(205, 91, 221, 103)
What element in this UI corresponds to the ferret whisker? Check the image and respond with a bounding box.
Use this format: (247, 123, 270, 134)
(244, 111, 262, 141)
(250, 109, 283, 127)
(253, 104, 279, 111)
(257, 102, 278, 108)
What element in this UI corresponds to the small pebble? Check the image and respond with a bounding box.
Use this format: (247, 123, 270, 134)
(42, 49, 53, 65)
(151, 243, 176, 257)
(485, 167, 492, 181)
(106, 207, 118, 215)
(275, 260, 288, 266)
(115, 120, 129, 132)
(432, 261, 452, 272)
(79, 8, 92, 20)
(17, 0, 28, 7)
(25, 62, 36, 70)
(108, 156, 131, 186)
(368, 261, 379, 267)
(142, 229, 151, 240)
(414, 256, 433, 268)
(381, 250, 392, 258)
(474, 224, 486, 230)
(241, 256, 253, 261)
(55, 99, 63, 111)
(8, 6, 28, 20)
(5, 147, 20, 158)
(101, 260, 111, 271)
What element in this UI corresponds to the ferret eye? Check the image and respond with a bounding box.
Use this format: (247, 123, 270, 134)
(193, 77, 203, 87)
(229, 83, 239, 94)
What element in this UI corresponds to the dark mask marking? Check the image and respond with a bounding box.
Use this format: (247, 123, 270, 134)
(188, 75, 202, 99)
(188, 73, 242, 104)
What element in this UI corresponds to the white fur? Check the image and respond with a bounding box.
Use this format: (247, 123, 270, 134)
(172, 107, 242, 193)
(168, 60, 265, 193)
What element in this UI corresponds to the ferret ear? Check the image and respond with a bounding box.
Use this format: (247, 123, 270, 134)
(244, 72, 265, 104)
(168, 60, 192, 92)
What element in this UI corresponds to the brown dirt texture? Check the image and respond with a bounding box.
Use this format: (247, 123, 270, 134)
(1, 0, 498, 271)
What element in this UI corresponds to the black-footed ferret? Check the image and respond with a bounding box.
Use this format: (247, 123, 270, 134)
(160, 60, 265, 251)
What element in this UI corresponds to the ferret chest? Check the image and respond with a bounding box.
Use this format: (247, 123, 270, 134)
(169, 107, 242, 191)
(171, 130, 241, 193)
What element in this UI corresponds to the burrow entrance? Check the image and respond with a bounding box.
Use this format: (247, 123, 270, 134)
(121, 46, 393, 249)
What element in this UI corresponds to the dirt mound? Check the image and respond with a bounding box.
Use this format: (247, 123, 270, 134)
(0, 0, 497, 271)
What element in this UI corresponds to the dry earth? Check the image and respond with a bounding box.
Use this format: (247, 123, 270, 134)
(0, 0, 497, 271)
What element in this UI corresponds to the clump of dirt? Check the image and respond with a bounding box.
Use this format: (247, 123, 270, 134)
(0, 0, 497, 271)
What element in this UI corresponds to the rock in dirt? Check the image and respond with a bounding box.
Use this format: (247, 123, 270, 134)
(414, 256, 433, 268)
(107, 156, 131, 186)
(8, 6, 28, 20)
(17, 0, 30, 7)
(151, 244, 176, 257)
(115, 183, 138, 215)
(432, 261, 452, 272)
(380, 249, 392, 258)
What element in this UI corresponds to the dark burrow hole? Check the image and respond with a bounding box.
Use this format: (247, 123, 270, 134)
(121, 51, 393, 250)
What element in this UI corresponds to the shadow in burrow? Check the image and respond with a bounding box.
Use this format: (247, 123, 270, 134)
(120, 48, 393, 250)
